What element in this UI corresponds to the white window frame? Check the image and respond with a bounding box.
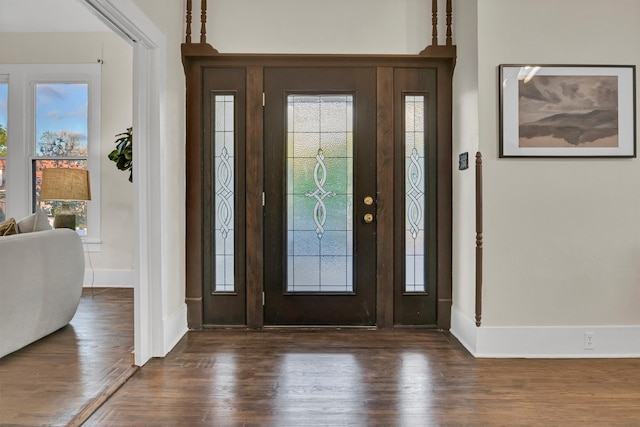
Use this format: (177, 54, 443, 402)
(0, 64, 101, 250)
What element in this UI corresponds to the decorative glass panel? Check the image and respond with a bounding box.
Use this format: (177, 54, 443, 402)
(287, 95, 353, 293)
(0, 82, 7, 222)
(405, 96, 426, 293)
(214, 95, 235, 292)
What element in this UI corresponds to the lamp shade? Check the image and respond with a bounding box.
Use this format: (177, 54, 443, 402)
(40, 168, 91, 201)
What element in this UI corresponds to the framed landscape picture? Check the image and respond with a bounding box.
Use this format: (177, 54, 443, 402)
(499, 64, 636, 157)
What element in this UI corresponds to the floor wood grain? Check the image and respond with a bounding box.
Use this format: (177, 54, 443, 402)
(85, 329, 640, 426)
(2, 291, 639, 426)
(0, 288, 133, 426)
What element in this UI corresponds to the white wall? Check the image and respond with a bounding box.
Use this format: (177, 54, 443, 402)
(204, 0, 434, 54)
(0, 32, 134, 286)
(478, 0, 640, 327)
(448, 0, 640, 357)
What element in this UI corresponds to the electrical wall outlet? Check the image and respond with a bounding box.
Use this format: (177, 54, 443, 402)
(584, 332, 596, 350)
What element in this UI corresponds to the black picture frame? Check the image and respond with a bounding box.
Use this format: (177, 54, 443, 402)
(499, 64, 636, 158)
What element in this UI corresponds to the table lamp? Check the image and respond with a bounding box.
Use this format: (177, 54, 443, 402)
(40, 168, 91, 229)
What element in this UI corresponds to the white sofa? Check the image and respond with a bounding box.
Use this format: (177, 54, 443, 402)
(0, 229, 85, 358)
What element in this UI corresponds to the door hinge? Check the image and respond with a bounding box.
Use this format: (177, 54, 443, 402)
(262, 292, 265, 306)
(262, 191, 265, 207)
(262, 92, 265, 107)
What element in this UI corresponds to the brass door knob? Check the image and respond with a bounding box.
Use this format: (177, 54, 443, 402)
(363, 213, 374, 223)
(363, 196, 374, 206)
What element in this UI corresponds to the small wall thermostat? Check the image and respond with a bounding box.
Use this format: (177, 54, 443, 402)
(459, 152, 469, 170)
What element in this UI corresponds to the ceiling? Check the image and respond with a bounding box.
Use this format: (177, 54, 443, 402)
(0, 0, 110, 33)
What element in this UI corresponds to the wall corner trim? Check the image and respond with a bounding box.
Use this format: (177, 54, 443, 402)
(162, 303, 188, 357)
(450, 305, 478, 355)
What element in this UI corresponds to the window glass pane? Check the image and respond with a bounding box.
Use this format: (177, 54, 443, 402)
(0, 160, 5, 222)
(33, 159, 88, 235)
(0, 82, 7, 221)
(287, 94, 354, 293)
(214, 95, 235, 292)
(35, 83, 88, 157)
(405, 95, 426, 293)
(34, 83, 89, 235)
(0, 82, 7, 156)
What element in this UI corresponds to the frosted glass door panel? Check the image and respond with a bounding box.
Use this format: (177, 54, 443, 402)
(405, 95, 426, 293)
(286, 95, 354, 293)
(214, 95, 235, 292)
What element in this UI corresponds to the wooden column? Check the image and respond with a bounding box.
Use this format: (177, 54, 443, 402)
(185, 0, 192, 44)
(431, 0, 439, 46)
(200, 0, 207, 44)
(475, 152, 483, 327)
(446, 0, 453, 46)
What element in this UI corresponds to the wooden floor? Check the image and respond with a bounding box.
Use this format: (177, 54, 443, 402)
(87, 329, 640, 426)
(2, 290, 639, 426)
(0, 288, 134, 427)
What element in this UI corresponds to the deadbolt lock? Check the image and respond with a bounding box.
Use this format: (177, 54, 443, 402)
(363, 213, 374, 223)
(363, 196, 374, 206)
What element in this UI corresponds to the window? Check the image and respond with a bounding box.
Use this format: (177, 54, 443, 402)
(0, 80, 7, 222)
(0, 64, 101, 246)
(33, 83, 90, 234)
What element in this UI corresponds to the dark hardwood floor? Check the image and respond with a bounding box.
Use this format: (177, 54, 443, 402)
(2, 289, 639, 426)
(86, 329, 640, 426)
(0, 287, 134, 427)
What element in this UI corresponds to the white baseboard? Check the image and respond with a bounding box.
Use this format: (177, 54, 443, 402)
(83, 269, 133, 288)
(162, 303, 188, 356)
(451, 306, 640, 358)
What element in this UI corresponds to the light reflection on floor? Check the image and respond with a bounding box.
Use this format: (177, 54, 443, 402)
(274, 353, 367, 425)
(207, 352, 237, 422)
(399, 352, 434, 425)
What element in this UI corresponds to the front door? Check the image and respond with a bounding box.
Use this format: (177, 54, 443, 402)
(263, 67, 377, 325)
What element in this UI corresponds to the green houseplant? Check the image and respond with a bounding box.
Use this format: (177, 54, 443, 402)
(108, 127, 133, 182)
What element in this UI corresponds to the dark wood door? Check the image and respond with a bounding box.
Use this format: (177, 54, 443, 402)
(263, 67, 377, 325)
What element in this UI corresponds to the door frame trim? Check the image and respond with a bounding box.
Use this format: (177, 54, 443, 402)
(182, 54, 454, 330)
